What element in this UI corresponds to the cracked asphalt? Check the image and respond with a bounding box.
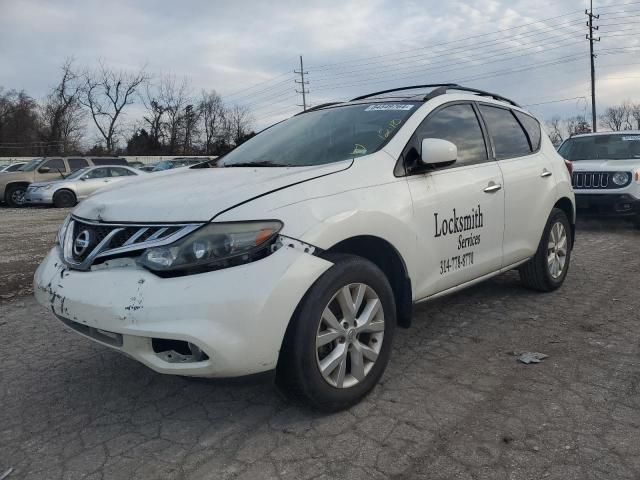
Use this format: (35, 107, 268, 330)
(1, 207, 640, 480)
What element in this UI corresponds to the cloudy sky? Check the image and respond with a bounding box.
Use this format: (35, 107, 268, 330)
(1, 0, 639, 135)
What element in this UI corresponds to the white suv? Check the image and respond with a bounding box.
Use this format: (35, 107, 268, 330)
(34, 84, 575, 411)
(558, 131, 640, 228)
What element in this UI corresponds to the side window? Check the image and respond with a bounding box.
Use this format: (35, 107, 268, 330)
(514, 111, 541, 151)
(109, 167, 135, 177)
(84, 168, 111, 179)
(408, 104, 488, 167)
(91, 158, 125, 166)
(68, 158, 89, 171)
(479, 105, 531, 159)
(42, 158, 66, 172)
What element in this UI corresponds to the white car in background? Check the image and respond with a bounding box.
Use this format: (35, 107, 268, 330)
(558, 131, 640, 228)
(35, 84, 575, 410)
(25, 165, 144, 207)
(0, 162, 26, 173)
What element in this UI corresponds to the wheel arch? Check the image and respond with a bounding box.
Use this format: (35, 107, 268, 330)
(554, 196, 575, 248)
(4, 181, 30, 202)
(321, 235, 413, 328)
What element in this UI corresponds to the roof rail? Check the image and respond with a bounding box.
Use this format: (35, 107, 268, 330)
(349, 84, 460, 101)
(349, 84, 520, 107)
(424, 85, 520, 107)
(295, 102, 343, 115)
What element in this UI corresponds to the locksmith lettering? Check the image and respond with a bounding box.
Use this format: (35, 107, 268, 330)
(434, 205, 484, 238)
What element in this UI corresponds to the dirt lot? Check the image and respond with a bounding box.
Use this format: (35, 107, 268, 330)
(0, 207, 71, 302)
(1, 207, 640, 480)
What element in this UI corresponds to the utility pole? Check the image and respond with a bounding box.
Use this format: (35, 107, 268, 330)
(294, 55, 309, 111)
(586, 0, 600, 132)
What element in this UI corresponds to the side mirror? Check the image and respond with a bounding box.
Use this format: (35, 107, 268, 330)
(38, 166, 51, 173)
(420, 138, 457, 168)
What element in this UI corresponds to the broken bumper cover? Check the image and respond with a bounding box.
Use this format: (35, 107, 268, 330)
(34, 244, 331, 377)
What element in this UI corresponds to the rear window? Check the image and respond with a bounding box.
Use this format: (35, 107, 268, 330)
(558, 134, 640, 161)
(68, 158, 89, 171)
(479, 105, 531, 159)
(91, 157, 126, 166)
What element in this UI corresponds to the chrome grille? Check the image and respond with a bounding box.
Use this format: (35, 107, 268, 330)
(61, 217, 202, 270)
(572, 171, 610, 189)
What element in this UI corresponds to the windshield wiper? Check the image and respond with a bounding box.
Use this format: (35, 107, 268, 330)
(224, 161, 289, 167)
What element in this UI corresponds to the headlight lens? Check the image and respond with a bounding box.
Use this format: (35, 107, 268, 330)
(612, 172, 630, 186)
(57, 214, 72, 245)
(138, 221, 283, 273)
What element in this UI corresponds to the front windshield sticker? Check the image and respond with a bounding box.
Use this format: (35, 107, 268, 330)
(364, 104, 415, 112)
(378, 119, 403, 140)
(351, 144, 367, 155)
(622, 136, 640, 141)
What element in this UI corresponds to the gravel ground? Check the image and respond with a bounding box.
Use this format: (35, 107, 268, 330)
(1, 208, 639, 480)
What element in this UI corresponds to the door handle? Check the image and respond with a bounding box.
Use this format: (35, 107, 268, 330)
(483, 183, 502, 193)
(541, 169, 553, 178)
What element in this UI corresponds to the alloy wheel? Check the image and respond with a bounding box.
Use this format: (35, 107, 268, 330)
(315, 283, 385, 388)
(547, 221, 568, 279)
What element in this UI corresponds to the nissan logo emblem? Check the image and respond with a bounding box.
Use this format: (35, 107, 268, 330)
(73, 230, 92, 256)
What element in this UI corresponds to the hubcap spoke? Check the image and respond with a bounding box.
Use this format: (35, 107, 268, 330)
(316, 283, 385, 389)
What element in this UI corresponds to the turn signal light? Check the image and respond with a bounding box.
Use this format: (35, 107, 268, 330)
(635, 169, 640, 183)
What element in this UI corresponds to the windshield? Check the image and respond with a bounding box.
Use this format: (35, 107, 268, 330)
(65, 167, 91, 179)
(152, 160, 173, 171)
(20, 158, 45, 172)
(221, 102, 419, 167)
(558, 134, 640, 161)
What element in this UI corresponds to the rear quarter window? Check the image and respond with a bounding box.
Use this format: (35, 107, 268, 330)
(514, 111, 541, 151)
(479, 105, 531, 159)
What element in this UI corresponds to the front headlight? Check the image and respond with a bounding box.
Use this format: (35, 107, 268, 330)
(612, 172, 630, 186)
(138, 221, 283, 274)
(56, 214, 72, 246)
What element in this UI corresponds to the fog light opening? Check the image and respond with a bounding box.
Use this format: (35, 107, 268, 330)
(152, 338, 209, 363)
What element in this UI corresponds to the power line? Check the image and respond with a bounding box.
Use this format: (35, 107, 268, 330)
(310, 10, 586, 70)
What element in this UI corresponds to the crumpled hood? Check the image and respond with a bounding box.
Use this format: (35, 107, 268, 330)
(572, 159, 639, 170)
(72, 161, 352, 222)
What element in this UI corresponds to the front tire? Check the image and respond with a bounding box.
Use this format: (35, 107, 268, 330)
(53, 190, 77, 208)
(519, 208, 572, 292)
(277, 254, 396, 411)
(5, 184, 27, 207)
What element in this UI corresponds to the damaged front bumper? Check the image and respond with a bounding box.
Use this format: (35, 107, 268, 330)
(34, 244, 331, 377)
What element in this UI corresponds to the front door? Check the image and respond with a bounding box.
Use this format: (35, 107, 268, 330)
(404, 103, 505, 298)
(76, 167, 112, 199)
(35, 158, 68, 182)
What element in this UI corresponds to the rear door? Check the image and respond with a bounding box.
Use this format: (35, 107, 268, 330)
(75, 167, 111, 198)
(405, 102, 506, 298)
(477, 104, 557, 266)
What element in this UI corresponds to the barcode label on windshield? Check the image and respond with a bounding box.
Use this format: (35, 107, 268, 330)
(622, 136, 640, 141)
(364, 104, 415, 112)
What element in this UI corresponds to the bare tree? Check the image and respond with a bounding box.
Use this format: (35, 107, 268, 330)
(630, 103, 640, 130)
(158, 75, 191, 154)
(80, 61, 148, 153)
(600, 103, 632, 131)
(41, 59, 85, 154)
(142, 82, 166, 146)
(546, 116, 564, 145)
(227, 104, 253, 145)
(182, 104, 200, 154)
(199, 90, 225, 154)
(566, 115, 591, 136)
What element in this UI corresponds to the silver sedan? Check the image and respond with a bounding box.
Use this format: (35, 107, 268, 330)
(24, 165, 144, 208)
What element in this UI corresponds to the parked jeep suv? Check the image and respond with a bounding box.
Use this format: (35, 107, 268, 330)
(0, 157, 126, 207)
(558, 131, 640, 227)
(34, 85, 575, 410)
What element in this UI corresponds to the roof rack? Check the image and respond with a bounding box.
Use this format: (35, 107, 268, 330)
(350, 84, 520, 107)
(350, 84, 459, 101)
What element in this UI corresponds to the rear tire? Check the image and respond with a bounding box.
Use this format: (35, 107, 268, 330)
(276, 254, 396, 411)
(519, 208, 572, 292)
(5, 184, 27, 207)
(53, 190, 77, 208)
